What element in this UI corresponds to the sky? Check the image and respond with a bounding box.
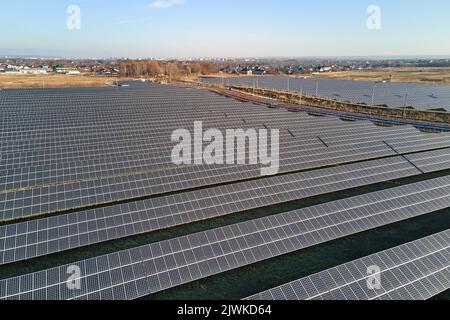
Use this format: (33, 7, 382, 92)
(1, 0, 450, 58)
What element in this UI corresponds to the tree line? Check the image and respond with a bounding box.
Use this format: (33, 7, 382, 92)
(118, 60, 219, 78)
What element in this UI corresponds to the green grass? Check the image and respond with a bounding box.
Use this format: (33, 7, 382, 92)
(433, 290, 450, 300)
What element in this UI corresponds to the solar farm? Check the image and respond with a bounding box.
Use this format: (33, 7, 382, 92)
(0, 82, 449, 300)
(201, 76, 450, 111)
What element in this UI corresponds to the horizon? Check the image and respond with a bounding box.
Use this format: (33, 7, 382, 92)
(3, 55, 450, 61)
(1, 0, 450, 58)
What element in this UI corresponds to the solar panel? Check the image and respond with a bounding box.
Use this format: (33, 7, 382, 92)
(0, 142, 401, 220)
(2, 132, 448, 221)
(0, 137, 386, 190)
(0, 156, 422, 264)
(2, 83, 449, 223)
(320, 128, 448, 148)
(406, 149, 450, 173)
(0, 121, 372, 166)
(0, 117, 368, 157)
(200, 76, 450, 111)
(1, 83, 448, 302)
(246, 230, 450, 300)
(0, 175, 448, 300)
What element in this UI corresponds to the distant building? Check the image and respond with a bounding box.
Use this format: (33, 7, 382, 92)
(19, 68, 47, 74)
(240, 67, 253, 75)
(254, 67, 267, 75)
(285, 65, 303, 75)
(319, 66, 332, 72)
(4, 68, 19, 74)
(53, 66, 81, 75)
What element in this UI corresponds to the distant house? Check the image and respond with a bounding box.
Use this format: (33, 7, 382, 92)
(53, 66, 67, 73)
(19, 68, 47, 74)
(4, 68, 19, 74)
(254, 67, 266, 75)
(240, 67, 253, 75)
(285, 65, 303, 75)
(319, 66, 332, 72)
(53, 66, 80, 75)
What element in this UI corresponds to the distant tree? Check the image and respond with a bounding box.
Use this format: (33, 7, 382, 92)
(190, 63, 202, 74)
(199, 61, 219, 75)
(166, 63, 180, 80)
(184, 65, 192, 76)
(118, 62, 129, 76)
(132, 62, 142, 76)
(117, 59, 220, 78)
(146, 61, 163, 76)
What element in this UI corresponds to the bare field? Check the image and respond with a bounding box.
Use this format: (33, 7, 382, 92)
(0, 74, 120, 89)
(316, 67, 450, 85)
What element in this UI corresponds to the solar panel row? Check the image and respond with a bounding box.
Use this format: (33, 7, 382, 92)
(2, 85, 447, 226)
(0, 116, 370, 156)
(0, 137, 382, 191)
(0, 124, 415, 172)
(0, 142, 399, 220)
(200, 76, 450, 111)
(246, 230, 450, 300)
(0, 143, 395, 195)
(2, 133, 449, 221)
(0, 122, 416, 168)
(0, 156, 422, 263)
(0, 119, 369, 161)
(405, 149, 450, 173)
(0, 95, 316, 122)
(0, 175, 448, 300)
(0, 85, 235, 108)
(1, 108, 337, 131)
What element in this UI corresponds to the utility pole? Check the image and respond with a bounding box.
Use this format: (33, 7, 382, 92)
(371, 85, 377, 106)
(403, 90, 409, 119)
(166, 62, 172, 83)
(299, 86, 303, 105)
(287, 76, 290, 92)
(169, 63, 172, 83)
(315, 79, 319, 96)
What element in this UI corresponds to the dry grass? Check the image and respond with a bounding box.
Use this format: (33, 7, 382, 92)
(0, 74, 120, 89)
(316, 67, 450, 85)
(196, 73, 243, 78)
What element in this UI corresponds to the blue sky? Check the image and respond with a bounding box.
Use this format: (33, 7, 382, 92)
(1, 0, 450, 58)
